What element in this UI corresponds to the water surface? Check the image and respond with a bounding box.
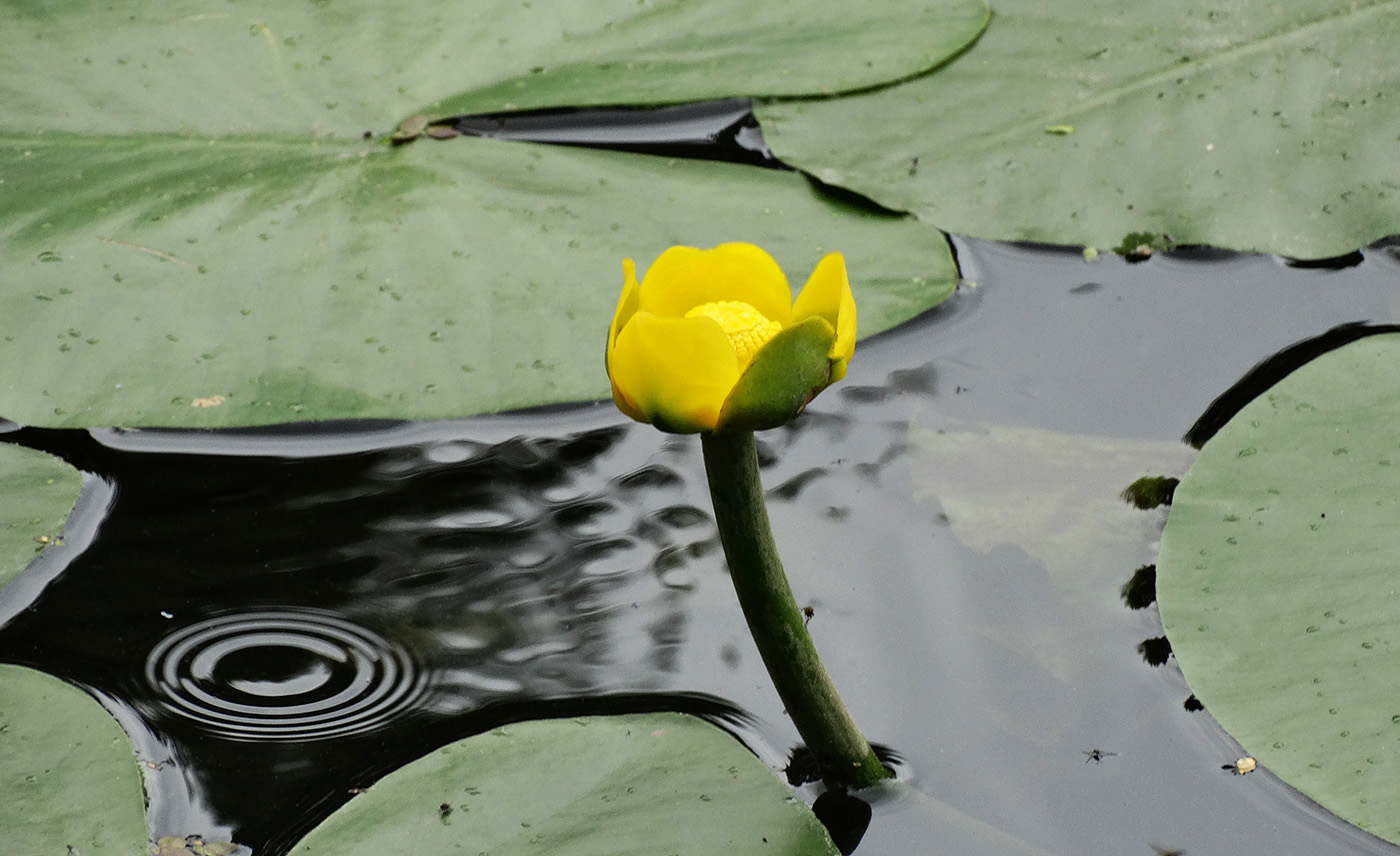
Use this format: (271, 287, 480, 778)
(3, 236, 1399, 855)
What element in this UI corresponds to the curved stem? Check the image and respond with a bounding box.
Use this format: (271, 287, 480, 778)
(701, 430, 890, 790)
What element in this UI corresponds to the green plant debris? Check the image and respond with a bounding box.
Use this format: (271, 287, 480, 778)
(1121, 475, 1179, 509)
(1119, 564, 1157, 610)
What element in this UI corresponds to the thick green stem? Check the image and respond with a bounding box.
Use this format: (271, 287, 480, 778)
(701, 430, 890, 790)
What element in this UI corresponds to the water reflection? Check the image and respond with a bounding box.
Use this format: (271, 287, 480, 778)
(0, 420, 729, 848)
(3, 238, 1400, 856)
(145, 610, 426, 742)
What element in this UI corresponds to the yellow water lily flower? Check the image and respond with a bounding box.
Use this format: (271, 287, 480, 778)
(606, 242, 856, 433)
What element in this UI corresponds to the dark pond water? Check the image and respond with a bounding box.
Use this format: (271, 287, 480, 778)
(3, 235, 1400, 856)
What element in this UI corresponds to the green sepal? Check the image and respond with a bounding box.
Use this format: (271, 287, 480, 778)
(716, 316, 837, 432)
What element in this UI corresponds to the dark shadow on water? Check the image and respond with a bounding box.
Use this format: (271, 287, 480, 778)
(442, 98, 783, 168)
(1184, 322, 1400, 449)
(1282, 250, 1366, 270)
(813, 790, 875, 855)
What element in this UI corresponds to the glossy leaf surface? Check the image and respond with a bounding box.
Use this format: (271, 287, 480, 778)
(2, 0, 990, 130)
(0, 664, 149, 855)
(758, 0, 1400, 258)
(0, 442, 82, 589)
(290, 713, 838, 856)
(0, 0, 966, 429)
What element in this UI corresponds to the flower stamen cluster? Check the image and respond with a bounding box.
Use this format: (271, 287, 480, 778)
(684, 301, 783, 370)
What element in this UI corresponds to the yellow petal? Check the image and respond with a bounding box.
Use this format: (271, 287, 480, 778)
(605, 260, 644, 420)
(636, 243, 792, 326)
(791, 252, 856, 379)
(608, 377, 647, 424)
(608, 312, 740, 433)
(608, 258, 641, 352)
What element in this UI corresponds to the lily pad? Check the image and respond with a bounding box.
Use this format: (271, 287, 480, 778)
(0, 663, 149, 855)
(2, 0, 990, 131)
(1157, 333, 1400, 844)
(757, 0, 1400, 258)
(0, 0, 970, 430)
(289, 713, 838, 856)
(0, 443, 83, 590)
(426, 0, 992, 115)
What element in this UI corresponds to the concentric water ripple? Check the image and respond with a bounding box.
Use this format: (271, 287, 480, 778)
(145, 610, 427, 742)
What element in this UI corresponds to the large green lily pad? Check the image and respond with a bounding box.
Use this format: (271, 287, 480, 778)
(758, 0, 1400, 258)
(0, 0, 970, 429)
(0, 664, 149, 855)
(290, 713, 838, 856)
(0, 443, 83, 590)
(1158, 333, 1400, 844)
(426, 0, 991, 115)
(1, 138, 954, 429)
(2, 0, 989, 131)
